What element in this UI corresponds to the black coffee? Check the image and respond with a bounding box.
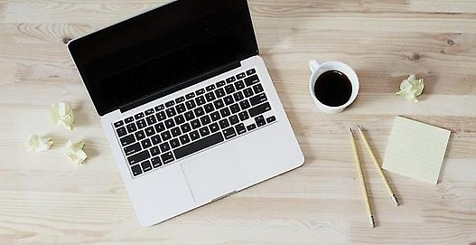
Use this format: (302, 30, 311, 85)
(314, 70, 352, 107)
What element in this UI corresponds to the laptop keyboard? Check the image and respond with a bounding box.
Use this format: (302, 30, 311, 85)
(113, 68, 277, 178)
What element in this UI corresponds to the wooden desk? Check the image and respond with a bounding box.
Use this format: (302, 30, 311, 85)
(1, 0, 475, 244)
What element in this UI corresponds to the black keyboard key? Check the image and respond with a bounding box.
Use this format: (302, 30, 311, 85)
(128, 150, 150, 165)
(238, 111, 250, 121)
(181, 123, 192, 133)
(146, 115, 157, 125)
(235, 123, 246, 135)
(170, 138, 181, 148)
(244, 74, 259, 87)
(184, 111, 195, 121)
(165, 108, 176, 117)
(223, 127, 237, 140)
(154, 122, 165, 133)
(142, 160, 152, 172)
(196, 88, 205, 95)
(219, 118, 230, 129)
(161, 130, 172, 141)
(120, 134, 135, 146)
(230, 104, 241, 114)
(116, 127, 127, 137)
(235, 80, 245, 90)
(135, 130, 146, 140)
(253, 84, 264, 93)
(255, 115, 266, 127)
(186, 92, 195, 99)
(229, 115, 240, 125)
(124, 142, 141, 155)
(136, 119, 147, 129)
(171, 127, 182, 137)
(194, 107, 205, 117)
(233, 91, 244, 101)
(176, 103, 186, 114)
(161, 152, 175, 164)
(210, 111, 221, 122)
(214, 99, 225, 109)
(236, 72, 246, 79)
(179, 134, 191, 145)
(114, 121, 124, 128)
(151, 157, 162, 168)
(174, 114, 185, 125)
(165, 100, 175, 107)
(209, 122, 220, 133)
(225, 84, 235, 94)
(216, 80, 226, 87)
(239, 100, 251, 110)
(145, 109, 155, 115)
(243, 87, 254, 98)
(174, 132, 225, 159)
(247, 123, 257, 131)
(249, 102, 272, 117)
(220, 107, 231, 118)
(175, 96, 185, 104)
(185, 100, 196, 110)
(200, 115, 211, 125)
(159, 142, 170, 152)
(126, 123, 137, 133)
(125, 116, 134, 123)
(266, 116, 276, 123)
(165, 118, 175, 129)
(204, 103, 215, 113)
(246, 68, 256, 76)
(154, 104, 164, 112)
(206, 84, 216, 91)
(151, 135, 162, 145)
(145, 126, 155, 136)
(215, 88, 226, 98)
(205, 92, 216, 102)
(134, 112, 144, 120)
(150, 146, 161, 156)
(141, 138, 152, 149)
(189, 130, 200, 140)
(156, 111, 166, 121)
(191, 119, 201, 129)
(131, 164, 142, 176)
(250, 93, 268, 106)
(195, 95, 206, 106)
(223, 95, 234, 105)
(199, 126, 210, 137)
(226, 76, 236, 83)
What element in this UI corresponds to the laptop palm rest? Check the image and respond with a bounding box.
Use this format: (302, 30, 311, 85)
(181, 146, 248, 204)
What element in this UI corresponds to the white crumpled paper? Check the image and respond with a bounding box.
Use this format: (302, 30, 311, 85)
(27, 134, 53, 152)
(51, 102, 75, 130)
(65, 140, 88, 165)
(396, 74, 424, 102)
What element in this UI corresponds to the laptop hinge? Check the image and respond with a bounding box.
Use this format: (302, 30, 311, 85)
(119, 61, 242, 114)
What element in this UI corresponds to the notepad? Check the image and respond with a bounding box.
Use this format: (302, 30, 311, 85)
(382, 116, 451, 184)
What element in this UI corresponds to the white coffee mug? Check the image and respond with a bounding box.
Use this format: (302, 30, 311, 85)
(309, 60, 359, 114)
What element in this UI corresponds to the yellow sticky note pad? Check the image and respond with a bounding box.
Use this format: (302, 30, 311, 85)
(383, 116, 451, 184)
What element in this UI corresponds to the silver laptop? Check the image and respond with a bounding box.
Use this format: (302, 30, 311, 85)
(68, 0, 304, 226)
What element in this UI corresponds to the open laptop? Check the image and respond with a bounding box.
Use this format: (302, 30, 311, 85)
(68, 0, 304, 226)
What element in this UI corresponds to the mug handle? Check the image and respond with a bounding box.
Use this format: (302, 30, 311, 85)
(309, 60, 320, 74)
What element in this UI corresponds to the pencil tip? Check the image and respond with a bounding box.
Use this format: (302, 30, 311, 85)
(370, 215, 376, 228)
(393, 194, 400, 206)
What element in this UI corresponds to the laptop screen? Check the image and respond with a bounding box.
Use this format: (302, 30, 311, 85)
(68, 0, 258, 116)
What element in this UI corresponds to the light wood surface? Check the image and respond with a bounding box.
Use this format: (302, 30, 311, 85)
(1, 0, 475, 244)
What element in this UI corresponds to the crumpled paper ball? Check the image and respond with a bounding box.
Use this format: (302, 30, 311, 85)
(65, 140, 88, 165)
(27, 134, 53, 152)
(51, 102, 75, 130)
(396, 74, 424, 102)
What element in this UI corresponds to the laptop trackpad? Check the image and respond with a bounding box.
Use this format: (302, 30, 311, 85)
(181, 147, 248, 204)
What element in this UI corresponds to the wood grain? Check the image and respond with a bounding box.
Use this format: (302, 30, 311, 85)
(1, 0, 475, 244)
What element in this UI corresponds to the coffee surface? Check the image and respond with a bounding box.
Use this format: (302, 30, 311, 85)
(314, 70, 352, 107)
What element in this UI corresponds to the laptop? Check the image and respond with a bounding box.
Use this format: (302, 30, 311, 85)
(68, 0, 304, 226)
